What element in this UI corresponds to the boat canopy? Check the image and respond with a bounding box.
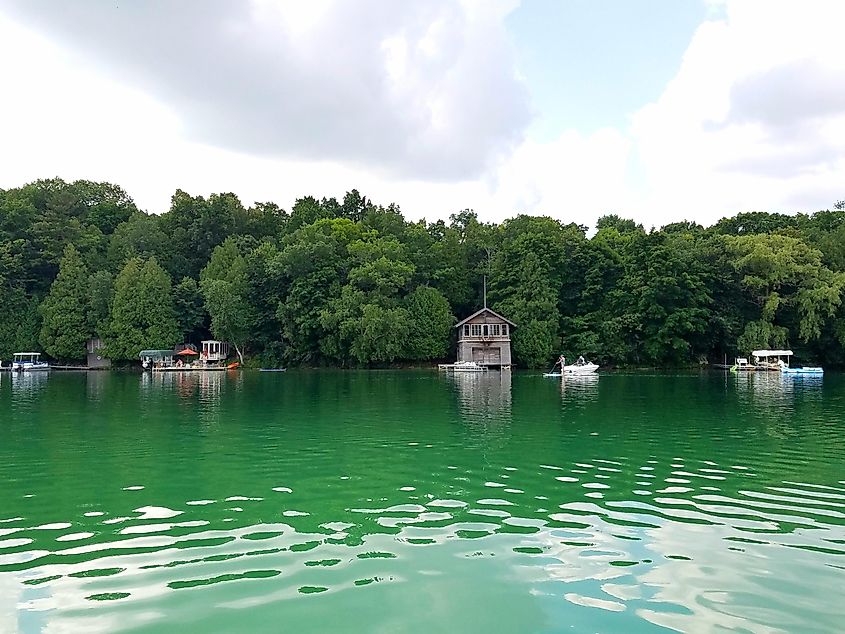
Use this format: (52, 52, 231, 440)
(138, 350, 174, 359)
(752, 349, 793, 358)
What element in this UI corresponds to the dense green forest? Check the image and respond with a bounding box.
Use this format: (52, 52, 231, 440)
(1, 178, 844, 367)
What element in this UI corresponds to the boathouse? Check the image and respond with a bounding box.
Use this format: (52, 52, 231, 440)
(455, 308, 515, 368)
(86, 337, 110, 369)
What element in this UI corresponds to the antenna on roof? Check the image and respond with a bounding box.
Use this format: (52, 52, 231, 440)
(483, 275, 487, 308)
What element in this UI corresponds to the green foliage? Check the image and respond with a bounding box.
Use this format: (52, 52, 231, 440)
(405, 286, 454, 359)
(5, 176, 845, 368)
(173, 277, 206, 342)
(352, 304, 411, 363)
(489, 217, 577, 366)
(38, 245, 91, 360)
(200, 239, 256, 363)
(0, 286, 40, 359)
(104, 257, 180, 360)
(726, 233, 845, 345)
(737, 320, 789, 353)
(87, 271, 113, 336)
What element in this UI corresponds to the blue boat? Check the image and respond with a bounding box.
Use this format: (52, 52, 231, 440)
(781, 366, 823, 375)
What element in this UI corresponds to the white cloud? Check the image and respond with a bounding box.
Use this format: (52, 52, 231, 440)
(627, 0, 845, 225)
(1, 1, 844, 230)
(0, 0, 529, 181)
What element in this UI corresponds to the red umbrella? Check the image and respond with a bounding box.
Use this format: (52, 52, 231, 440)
(176, 348, 199, 356)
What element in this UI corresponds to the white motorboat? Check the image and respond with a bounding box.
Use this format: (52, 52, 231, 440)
(11, 352, 50, 372)
(544, 355, 599, 377)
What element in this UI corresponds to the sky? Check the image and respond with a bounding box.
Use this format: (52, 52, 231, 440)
(0, 0, 844, 229)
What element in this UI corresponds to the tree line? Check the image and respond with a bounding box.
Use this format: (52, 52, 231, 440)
(2, 178, 844, 367)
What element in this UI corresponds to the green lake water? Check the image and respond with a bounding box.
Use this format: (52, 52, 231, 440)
(1, 369, 843, 633)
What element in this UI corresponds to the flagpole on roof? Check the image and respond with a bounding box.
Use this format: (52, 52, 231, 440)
(483, 275, 487, 309)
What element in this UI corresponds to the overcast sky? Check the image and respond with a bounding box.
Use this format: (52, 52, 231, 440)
(1, 0, 843, 228)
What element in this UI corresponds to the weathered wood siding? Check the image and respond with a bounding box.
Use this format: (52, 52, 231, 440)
(455, 309, 513, 367)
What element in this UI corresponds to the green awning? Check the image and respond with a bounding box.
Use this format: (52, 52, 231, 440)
(138, 350, 174, 359)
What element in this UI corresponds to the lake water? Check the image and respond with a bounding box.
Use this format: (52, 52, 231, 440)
(1, 369, 843, 633)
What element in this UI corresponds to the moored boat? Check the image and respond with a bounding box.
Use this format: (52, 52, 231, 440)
(438, 361, 488, 372)
(11, 352, 50, 372)
(781, 365, 823, 375)
(752, 349, 793, 371)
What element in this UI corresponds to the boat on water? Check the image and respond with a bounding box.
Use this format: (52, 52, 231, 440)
(780, 364, 824, 375)
(11, 352, 50, 372)
(751, 349, 793, 371)
(544, 355, 599, 377)
(259, 368, 287, 372)
(751, 349, 823, 375)
(438, 361, 488, 372)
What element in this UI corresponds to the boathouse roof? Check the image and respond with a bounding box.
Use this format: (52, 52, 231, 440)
(138, 349, 174, 359)
(455, 307, 516, 328)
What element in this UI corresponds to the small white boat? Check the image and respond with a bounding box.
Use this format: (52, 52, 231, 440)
(544, 355, 599, 377)
(439, 361, 488, 372)
(11, 352, 50, 372)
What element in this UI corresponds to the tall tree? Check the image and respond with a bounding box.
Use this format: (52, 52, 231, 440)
(104, 257, 180, 360)
(39, 245, 90, 360)
(173, 277, 207, 343)
(405, 286, 454, 360)
(200, 239, 255, 364)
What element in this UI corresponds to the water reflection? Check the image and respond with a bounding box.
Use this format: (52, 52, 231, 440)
(1, 372, 844, 633)
(559, 374, 600, 404)
(9, 370, 49, 403)
(140, 370, 228, 398)
(731, 371, 824, 432)
(451, 369, 512, 425)
(140, 370, 235, 424)
(85, 370, 109, 401)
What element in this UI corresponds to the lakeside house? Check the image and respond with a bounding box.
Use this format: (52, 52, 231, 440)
(455, 308, 515, 369)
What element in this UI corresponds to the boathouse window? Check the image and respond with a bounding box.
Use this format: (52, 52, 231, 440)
(471, 324, 482, 336)
(483, 325, 489, 336)
(464, 325, 470, 337)
(502, 324, 508, 336)
(492, 324, 500, 336)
